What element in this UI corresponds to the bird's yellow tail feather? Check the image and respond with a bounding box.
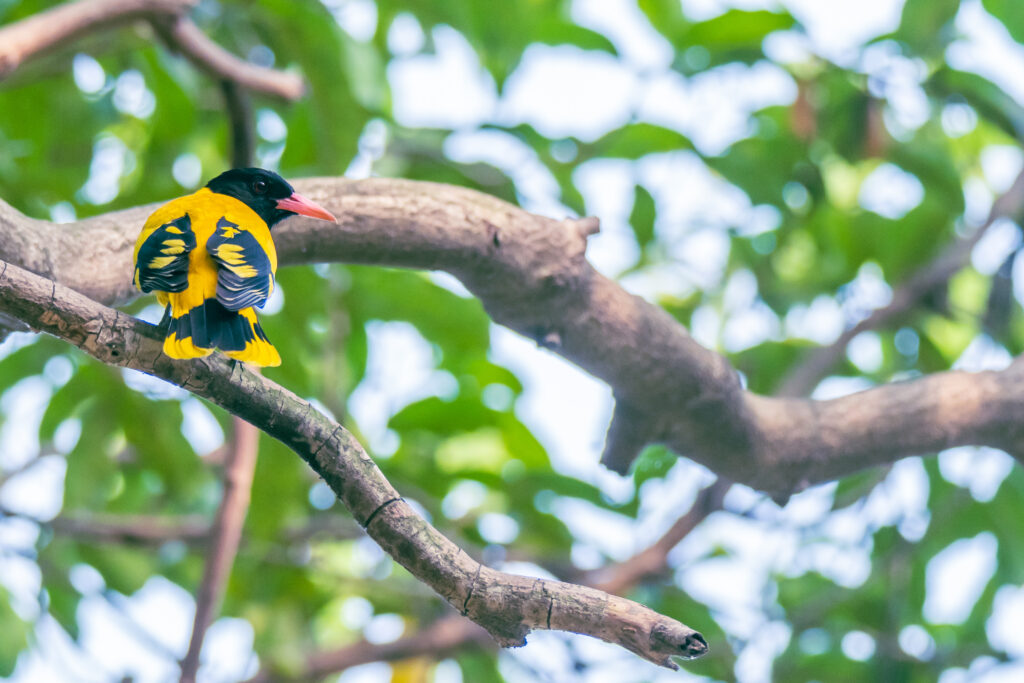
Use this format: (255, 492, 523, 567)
(163, 299, 280, 367)
(225, 309, 281, 367)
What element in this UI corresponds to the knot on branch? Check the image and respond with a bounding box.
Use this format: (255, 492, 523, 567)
(650, 622, 709, 667)
(532, 327, 562, 350)
(601, 401, 654, 474)
(562, 216, 601, 238)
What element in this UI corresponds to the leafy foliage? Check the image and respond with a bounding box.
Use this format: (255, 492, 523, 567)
(1, 0, 1024, 681)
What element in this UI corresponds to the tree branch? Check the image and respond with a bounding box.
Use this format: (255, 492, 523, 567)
(247, 479, 732, 681)
(50, 513, 210, 544)
(2, 177, 1023, 492)
(584, 479, 730, 595)
(0, 0, 196, 79)
(179, 416, 261, 683)
(0, 259, 708, 669)
(153, 17, 305, 101)
(220, 79, 256, 168)
(0, 0, 304, 100)
(245, 616, 493, 683)
(777, 166, 1024, 397)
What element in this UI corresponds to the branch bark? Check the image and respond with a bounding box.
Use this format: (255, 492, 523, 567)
(245, 616, 492, 683)
(0, 259, 708, 669)
(153, 17, 305, 101)
(0, 0, 195, 79)
(246, 479, 731, 681)
(2, 177, 1021, 495)
(0, 0, 304, 100)
(179, 416, 261, 683)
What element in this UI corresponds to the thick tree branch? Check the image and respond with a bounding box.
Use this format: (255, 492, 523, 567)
(778, 167, 1024, 397)
(0, 259, 708, 669)
(3, 176, 1021, 493)
(0, 0, 195, 79)
(179, 416, 260, 683)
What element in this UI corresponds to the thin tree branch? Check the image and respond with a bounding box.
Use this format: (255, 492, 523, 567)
(0, 0, 304, 100)
(2, 177, 1024, 492)
(247, 479, 732, 681)
(777, 166, 1024, 397)
(46, 510, 361, 548)
(51, 513, 210, 544)
(153, 16, 305, 101)
(178, 45, 263, 683)
(179, 416, 261, 683)
(245, 616, 493, 683)
(220, 79, 256, 169)
(584, 479, 730, 595)
(0, 0, 195, 79)
(0, 259, 709, 669)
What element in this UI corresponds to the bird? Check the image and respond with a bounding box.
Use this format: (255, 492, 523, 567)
(133, 167, 336, 367)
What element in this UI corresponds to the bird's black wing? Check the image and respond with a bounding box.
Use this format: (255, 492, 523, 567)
(206, 217, 275, 311)
(134, 215, 196, 293)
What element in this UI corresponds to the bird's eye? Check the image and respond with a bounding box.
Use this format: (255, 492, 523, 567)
(253, 179, 268, 194)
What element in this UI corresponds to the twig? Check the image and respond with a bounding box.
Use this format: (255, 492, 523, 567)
(0, 0, 304, 101)
(220, 79, 256, 168)
(584, 480, 729, 595)
(0, 259, 709, 669)
(179, 416, 261, 683)
(51, 513, 209, 544)
(154, 17, 305, 101)
(777, 167, 1024, 397)
(0, 0, 195, 79)
(245, 616, 492, 683)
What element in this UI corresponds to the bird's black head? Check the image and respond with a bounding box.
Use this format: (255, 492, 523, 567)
(205, 167, 336, 227)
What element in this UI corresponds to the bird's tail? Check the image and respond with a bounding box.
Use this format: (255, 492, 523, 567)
(163, 298, 281, 367)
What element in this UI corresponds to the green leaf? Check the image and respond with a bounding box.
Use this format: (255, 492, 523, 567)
(685, 9, 796, 51)
(0, 587, 29, 676)
(582, 123, 693, 159)
(927, 68, 1024, 139)
(629, 184, 656, 248)
(896, 0, 961, 55)
(982, 0, 1024, 44)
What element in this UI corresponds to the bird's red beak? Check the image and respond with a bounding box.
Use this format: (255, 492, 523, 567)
(276, 192, 337, 222)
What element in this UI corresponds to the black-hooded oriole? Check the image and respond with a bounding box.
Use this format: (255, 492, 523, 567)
(133, 168, 336, 367)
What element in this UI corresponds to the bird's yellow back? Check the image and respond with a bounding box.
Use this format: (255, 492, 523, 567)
(134, 187, 281, 366)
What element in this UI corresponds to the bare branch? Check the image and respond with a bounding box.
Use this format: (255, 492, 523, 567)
(220, 80, 256, 168)
(51, 513, 210, 544)
(585, 480, 730, 595)
(153, 17, 305, 101)
(247, 479, 732, 681)
(180, 417, 261, 683)
(0, 0, 304, 101)
(0, 259, 709, 669)
(777, 166, 1024, 397)
(244, 616, 492, 683)
(0, 0, 195, 79)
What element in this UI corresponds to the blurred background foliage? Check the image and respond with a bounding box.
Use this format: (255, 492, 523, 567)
(1, 0, 1024, 681)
